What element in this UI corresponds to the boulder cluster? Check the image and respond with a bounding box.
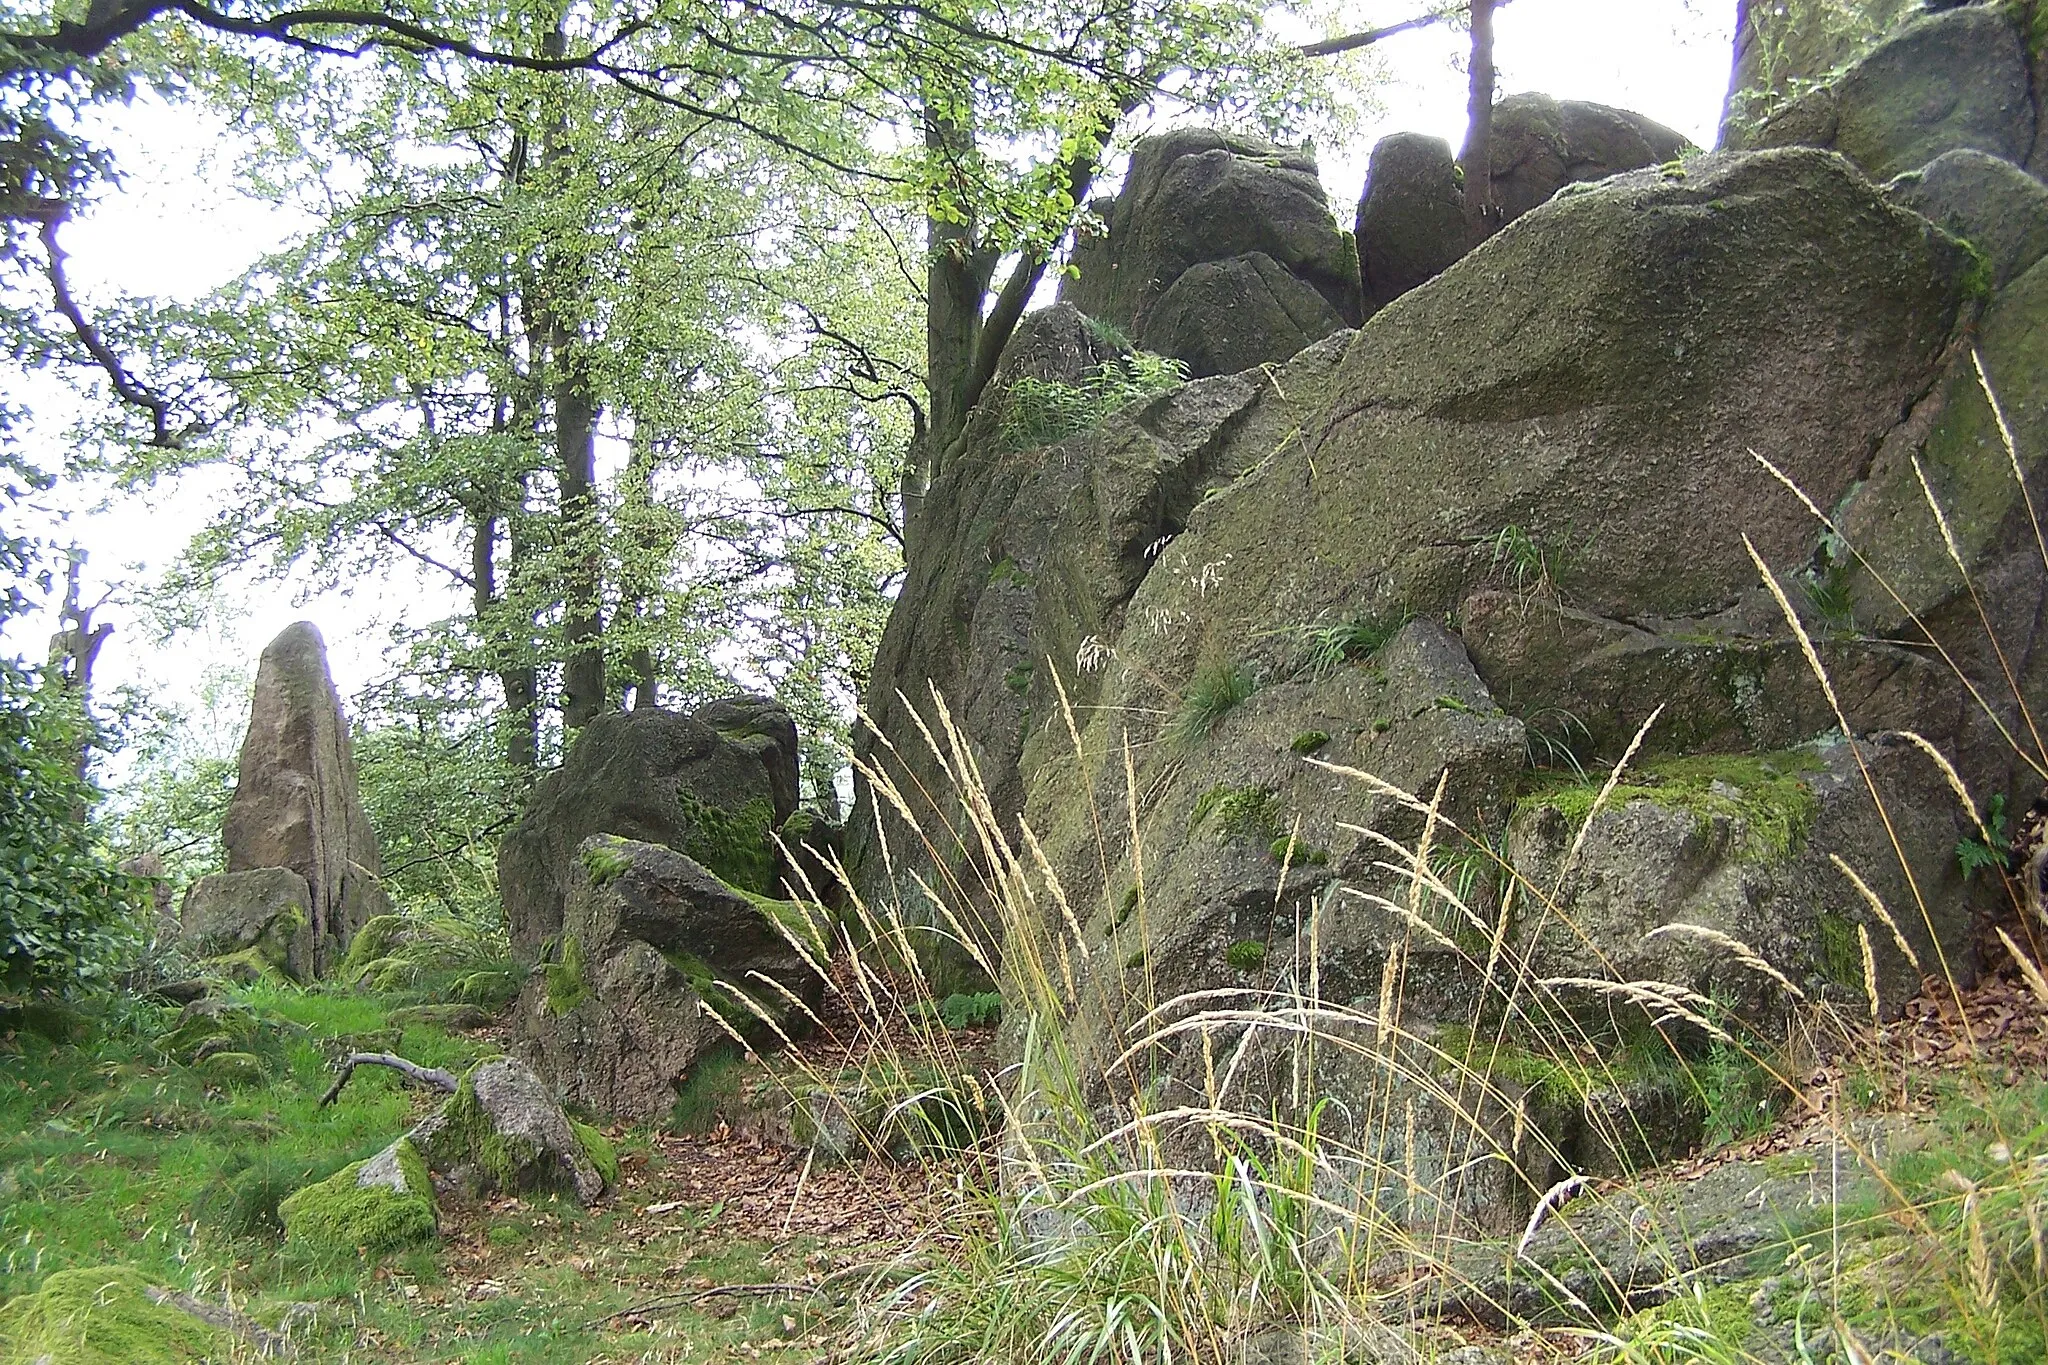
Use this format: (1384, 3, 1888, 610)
(849, 0, 2048, 1228)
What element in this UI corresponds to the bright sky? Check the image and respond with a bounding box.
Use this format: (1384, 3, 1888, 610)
(12, 0, 1738, 762)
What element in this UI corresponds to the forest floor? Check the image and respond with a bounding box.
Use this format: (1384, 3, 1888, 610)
(3, 960, 2047, 1363)
(0, 975, 975, 1364)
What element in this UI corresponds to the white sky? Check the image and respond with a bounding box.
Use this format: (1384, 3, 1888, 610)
(11, 0, 1737, 758)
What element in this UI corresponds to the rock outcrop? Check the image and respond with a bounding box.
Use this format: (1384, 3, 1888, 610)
(855, 135, 2029, 1227)
(1061, 130, 1362, 376)
(1353, 97, 1687, 313)
(514, 835, 829, 1121)
(497, 696, 801, 959)
(1888, 148, 2048, 288)
(1740, 4, 2038, 181)
(176, 866, 316, 982)
(217, 621, 388, 972)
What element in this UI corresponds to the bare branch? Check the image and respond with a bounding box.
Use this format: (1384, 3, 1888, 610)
(318, 1051, 462, 1108)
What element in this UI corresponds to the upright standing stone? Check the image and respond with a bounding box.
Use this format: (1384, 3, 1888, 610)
(221, 622, 387, 972)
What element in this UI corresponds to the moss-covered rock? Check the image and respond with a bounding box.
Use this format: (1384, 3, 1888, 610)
(337, 912, 409, 981)
(0, 1266, 234, 1365)
(409, 1057, 608, 1204)
(159, 999, 257, 1063)
(569, 1120, 618, 1188)
(277, 1137, 438, 1257)
(176, 867, 315, 982)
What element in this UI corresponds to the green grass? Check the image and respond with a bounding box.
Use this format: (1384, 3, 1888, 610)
(994, 353, 1186, 453)
(1167, 660, 1259, 747)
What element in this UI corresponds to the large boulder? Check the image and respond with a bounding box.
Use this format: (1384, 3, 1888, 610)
(1744, 5, 2036, 182)
(1355, 132, 1468, 311)
(515, 836, 828, 1121)
(498, 696, 800, 959)
(221, 621, 388, 971)
(1889, 148, 2048, 288)
(1719, 0, 1919, 145)
(1483, 94, 1691, 225)
(1352, 98, 1688, 314)
(855, 145, 1994, 1229)
(176, 866, 315, 981)
(1061, 130, 1362, 373)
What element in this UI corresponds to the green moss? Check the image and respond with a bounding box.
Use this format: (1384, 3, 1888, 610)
(676, 793, 776, 893)
(669, 1048, 748, 1134)
(1266, 835, 1328, 865)
(1004, 662, 1033, 696)
(1618, 1282, 1757, 1351)
(1114, 884, 1140, 926)
(569, 1120, 617, 1189)
(0, 1265, 235, 1364)
(1189, 784, 1283, 842)
(578, 835, 635, 887)
(988, 557, 1031, 587)
(1818, 911, 1863, 989)
(417, 1064, 597, 1199)
(200, 948, 284, 986)
(1958, 240, 1995, 305)
(1289, 730, 1330, 755)
(1225, 940, 1267, 972)
(277, 1139, 438, 1258)
(542, 934, 589, 1016)
(159, 1003, 257, 1062)
(338, 913, 408, 982)
(1515, 749, 1825, 862)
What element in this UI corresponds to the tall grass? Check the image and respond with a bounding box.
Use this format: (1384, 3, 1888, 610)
(780, 350, 2048, 1364)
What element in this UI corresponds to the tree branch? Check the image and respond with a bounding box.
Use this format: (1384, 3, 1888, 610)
(40, 213, 188, 449)
(1296, 1, 1519, 59)
(318, 1051, 461, 1108)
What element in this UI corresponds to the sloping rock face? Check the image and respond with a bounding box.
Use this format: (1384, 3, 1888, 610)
(221, 621, 387, 972)
(856, 144, 2021, 1227)
(1739, 3, 2039, 181)
(1061, 130, 1362, 376)
(498, 695, 801, 959)
(1889, 148, 2048, 287)
(515, 835, 828, 1121)
(1353, 97, 1687, 313)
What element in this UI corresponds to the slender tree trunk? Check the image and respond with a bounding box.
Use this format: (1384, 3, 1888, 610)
(45, 546, 111, 785)
(1460, 0, 1498, 238)
(536, 23, 605, 731)
(921, 98, 999, 486)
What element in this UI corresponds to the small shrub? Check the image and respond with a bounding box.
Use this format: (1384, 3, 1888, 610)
(1289, 730, 1330, 755)
(937, 991, 1003, 1030)
(1957, 791, 2010, 879)
(1225, 939, 1267, 972)
(1168, 661, 1259, 747)
(995, 353, 1186, 453)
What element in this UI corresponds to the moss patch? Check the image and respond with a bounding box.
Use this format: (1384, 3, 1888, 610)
(277, 1139, 438, 1258)
(579, 835, 635, 887)
(543, 934, 590, 1017)
(1289, 730, 1330, 755)
(0, 1265, 235, 1365)
(677, 793, 776, 894)
(569, 1120, 618, 1189)
(1189, 784, 1284, 842)
(1225, 940, 1267, 972)
(1516, 749, 1825, 862)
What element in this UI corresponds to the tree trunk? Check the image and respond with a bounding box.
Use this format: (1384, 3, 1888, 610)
(45, 546, 111, 783)
(921, 97, 1000, 486)
(1460, 0, 1498, 238)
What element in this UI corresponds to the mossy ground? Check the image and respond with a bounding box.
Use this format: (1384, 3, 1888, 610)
(0, 977, 907, 1363)
(0, 1265, 233, 1364)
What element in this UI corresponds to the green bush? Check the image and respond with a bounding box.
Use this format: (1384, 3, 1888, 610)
(1168, 661, 1259, 747)
(995, 353, 1186, 453)
(0, 663, 141, 997)
(937, 991, 1003, 1030)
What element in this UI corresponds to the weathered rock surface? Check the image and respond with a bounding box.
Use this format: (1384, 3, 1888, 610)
(177, 866, 316, 981)
(1352, 98, 1687, 313)
(1061, 130, 1361, 372)
(1354, 132, 1467, 311)
(498, 695, 801, 959)
(1483, 94, 1691, 226)
(222, 621, 388, 972)
(278, 1136, 439, 1256)
(856, 142, 2006, 1230)
(515, 836, 827, 1121)
(409, 1056, 614, 1203)
(1745, 5, 2037, 182)
(1890, 147, 2048, 288)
